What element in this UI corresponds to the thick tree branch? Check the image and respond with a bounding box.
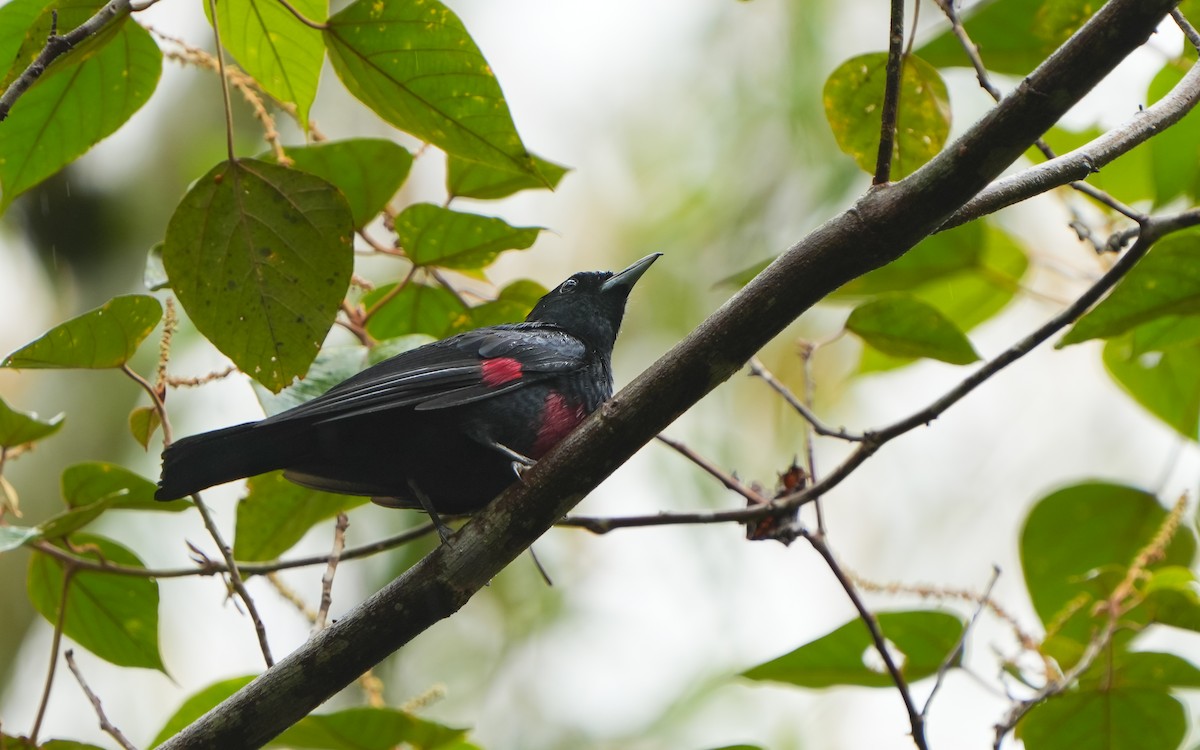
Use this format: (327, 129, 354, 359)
(944, 57, 1200, 230)
(158, 2, 1182, 747)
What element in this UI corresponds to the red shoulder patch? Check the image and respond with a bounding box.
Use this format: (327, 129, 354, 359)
(481, 357, 523, 387)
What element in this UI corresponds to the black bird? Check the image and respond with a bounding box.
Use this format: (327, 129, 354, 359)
(155, 254, 660, 528)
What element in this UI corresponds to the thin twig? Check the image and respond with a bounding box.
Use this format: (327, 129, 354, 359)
(804, 530, 928, 750)
(655, 434, 770, 506)
(207, 0, 237, 163)
(874, 0, 907, 184)
(797, 343, 826, 533)
(65, 650, 138, 750)
(315, 513, 350, 631)
(922, 566, 1001, 717)
(30, 568, 75, 744)
(1173, 7, 1200, 51)
(28, 523, 437, 579)
(748, 357, 863, 441)
(166, 365, 238, 388)
(0, 0, 133, 121)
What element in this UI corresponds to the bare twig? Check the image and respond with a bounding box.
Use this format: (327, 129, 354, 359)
(922, 566, 1001, 717)
(315, 513, 350, 631)
(30, 568, 75, 744)
(874, 0, 907, 184)
(65, 650, 138, 750)
(1173, 8, 1200, 51)
(804, 530, 928, 750)
(655, 434, 770, 506)
(748, 356, 863, 440)
(207, 0, 237, 163)
(0, 0, 133, 121)
(166, 365, 239, 388)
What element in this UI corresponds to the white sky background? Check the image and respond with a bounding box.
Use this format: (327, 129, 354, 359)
(2, 1, 1199, 749)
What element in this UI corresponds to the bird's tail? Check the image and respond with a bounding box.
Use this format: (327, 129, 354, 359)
(156, 422, 289, 500)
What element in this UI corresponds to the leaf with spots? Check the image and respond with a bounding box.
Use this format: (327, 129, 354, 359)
(323, 0, 541, 179)
(264, 139, 413, 228)
(823, 52, 950, 179)
(163, 159, 354, 393)
(2, 295, 162, 369)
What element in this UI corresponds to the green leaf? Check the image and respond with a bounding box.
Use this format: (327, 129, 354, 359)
(39, 497, 116, 539)
(367, 335, 434, 365)
(266, 140, 413, 228)
(151, 675, 257, 747)
(255, 346, 369, 417)
(741, 610, 964, 688)
(28, 533, 164, 670)
(1080, 650, 1200, 690)
(363, 282, 464, 340)
(1142, 567, 1200, 632)
(2, 295, 162, 369)
(144, 242, 170, 291)
(453, 279, 547, 332)
(0, 6, 161, 210)
(62, 461, 187, 512)
(0, 525, 40, 552)
(1102, 336, 1200, 441)
(324, 0, 540, 178)
(396, 203, 541, 270)
(163, 158, 355, 393)
(208, 0, 323, 126)
(0, 395, 63, 447)
(1021, 482, 1195, 647)
(0, 0, 54, 88)
(845, 296, 980, 365)
(446, 152, 569, 200)
(822, 53, 950, 179)
(1, 735, 107, 750)
(1017, 688, 1185, 750)
(271, 707, 469, 750)
(234, 472, 367, 562)
(1148, 60, 1200, 206)
(1061, 231, 1200, 346)
(129, 405, 162, 449)
(918, 0, 1070, 77)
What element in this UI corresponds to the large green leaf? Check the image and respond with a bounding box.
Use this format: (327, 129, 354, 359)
(266, 140, 413, 228)
(1142, 567, 1200, 633)
(1061, 231, 1200, 346)
(1017, 688, 1186, 750)
(208, 0, 323, 126)
(1148, 60, 1200, 206)
(741, 610, 964, 688)
(234, 472, 367, 562)
(255, 345, 370, 417)
(446, 152, 569, 200)
(845, 295, 979, 365)
(27, 533, 164, 671)
(1102, 335, 1200, 441)
(1021, 482, 1196, 648)
(163, 158, 354, 393)
(1080, 650, 1200, 690)
(363, 281, 464, 340)
(0, 395, 63, 447)
(396, 203, 541, 270)
(151, 675, 257, 747)
(0, 3, 161, 210)
(324, 0, 540, 179)
(62, 461, 188, 512)
(2, 295, 162, 369)
(918, 0, 1089, 77)
(823, 53, 950, 179)
(271, 707, 469, 750)
(0, 0, 55, 87)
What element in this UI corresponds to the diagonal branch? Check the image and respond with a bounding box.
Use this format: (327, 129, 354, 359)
(157, 1, 1183, 746)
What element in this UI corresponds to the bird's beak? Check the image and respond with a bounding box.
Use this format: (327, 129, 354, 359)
(601, 253, 662, 293)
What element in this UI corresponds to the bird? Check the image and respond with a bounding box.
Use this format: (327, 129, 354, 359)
(155, 253, 660, 535)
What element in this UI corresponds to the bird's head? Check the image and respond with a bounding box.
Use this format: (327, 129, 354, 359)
(526, 253, 661, 351)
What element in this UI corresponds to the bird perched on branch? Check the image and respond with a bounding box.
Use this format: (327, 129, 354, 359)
(155, 254, 660, 535)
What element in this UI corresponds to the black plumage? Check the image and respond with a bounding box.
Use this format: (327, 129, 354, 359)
(155, 254, 660, 517)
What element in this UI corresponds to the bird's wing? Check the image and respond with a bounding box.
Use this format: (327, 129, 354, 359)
(264, 325, 590, 425)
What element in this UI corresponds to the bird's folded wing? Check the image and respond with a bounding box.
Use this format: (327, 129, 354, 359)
(263, 325, 590, 424)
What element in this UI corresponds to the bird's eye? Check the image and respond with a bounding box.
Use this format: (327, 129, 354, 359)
(561, 278, 578, 293)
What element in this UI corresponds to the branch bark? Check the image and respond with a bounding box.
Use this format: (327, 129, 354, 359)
(159, 1, 1182, 746)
